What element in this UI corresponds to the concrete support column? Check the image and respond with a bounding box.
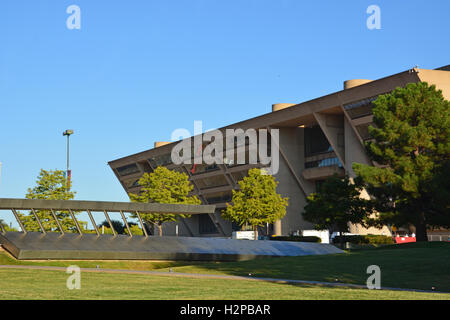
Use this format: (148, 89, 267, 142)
(274, 220, 282, 236)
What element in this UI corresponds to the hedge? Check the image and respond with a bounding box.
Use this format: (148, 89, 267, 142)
(270, 236, 322, 243)
(332, 234, 394, 245)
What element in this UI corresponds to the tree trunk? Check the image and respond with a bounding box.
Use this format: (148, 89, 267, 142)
(415, 215, 428, 242)
(158, 224, 163, 237)
(253, 225, 258, 240)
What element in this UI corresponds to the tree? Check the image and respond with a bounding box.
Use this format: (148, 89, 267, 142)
(302, 175, 373, 248)
(20, 169, 87, 232)
(97, 220, 140, 235)
(222, 168, 288, 239)
(353, 82, 450, 241)
(129, 166, 201, 236)
(0, 219, 17, 232)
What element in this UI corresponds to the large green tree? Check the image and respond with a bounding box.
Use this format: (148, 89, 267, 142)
(302, 175, 374, 248)
(353, 82, 450, 241)
(223, 168, 288, 239)
(19, 169, 87, 232)
(129, 166, 201, 236)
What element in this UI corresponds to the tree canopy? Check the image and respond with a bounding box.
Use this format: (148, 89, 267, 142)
(129, 166, 201, 236)
(19, 169, 87, 232)
(222, 168, 288, 238)
(353, 82, 450, 241)
(302, 175, 373, 247)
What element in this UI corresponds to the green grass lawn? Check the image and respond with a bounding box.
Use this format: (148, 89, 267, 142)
(1, 242, 449, 297)
(0, 268, 449, 300)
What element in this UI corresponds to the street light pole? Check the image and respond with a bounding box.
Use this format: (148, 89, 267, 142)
(62, 129, 74, 189)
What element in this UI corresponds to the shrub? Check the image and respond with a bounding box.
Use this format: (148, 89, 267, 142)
(332, 234, 393, 245)
(125, 224, 144, 236)
(270, 236, 321, 243)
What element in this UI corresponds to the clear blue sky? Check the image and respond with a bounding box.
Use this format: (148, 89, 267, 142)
(0, 0, 449, 208)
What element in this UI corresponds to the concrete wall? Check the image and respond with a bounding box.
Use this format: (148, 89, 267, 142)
(275, 127, 314, 235)
(418, 69, 450, 100)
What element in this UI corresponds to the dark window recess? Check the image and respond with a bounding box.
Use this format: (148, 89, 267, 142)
(138, 161, 153, 173)
(226, 149, 254, 167)
(116, 163, 140, 176)
(195, 175, 229, 190)
(231, 170, 248, 182)
(199, 214, 218, 234)
(355, 123, 374, 141)
(305, 157, 342, 169)
(205, 192, 232, 204)
(125, 179, 141, 188)
(304, 126, 332, 156)
(148, 154, 172, 167)
(188, 163, 220, 175)
(344, 96, 378, 120)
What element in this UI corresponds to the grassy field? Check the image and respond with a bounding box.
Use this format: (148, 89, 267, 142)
(0, 242, 449, 299)
(0, 268, 449, 300)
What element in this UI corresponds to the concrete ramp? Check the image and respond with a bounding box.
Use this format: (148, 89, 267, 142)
(0, 232, 342, 261)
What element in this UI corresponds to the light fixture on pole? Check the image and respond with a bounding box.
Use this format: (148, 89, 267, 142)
(63, 129, 74, 189)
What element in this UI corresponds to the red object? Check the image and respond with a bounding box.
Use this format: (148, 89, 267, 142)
(191, 145, 203, 174)
(394, 236, 416, 244)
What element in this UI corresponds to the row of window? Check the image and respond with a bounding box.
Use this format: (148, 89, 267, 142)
(305, 156, 342, 169)
(204, 191, 233, 204)
(344, 96, 378, 120)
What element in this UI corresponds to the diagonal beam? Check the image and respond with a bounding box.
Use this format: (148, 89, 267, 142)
(50, 209, 65, 235)
(103, 210, 117, 237)
(68, 209, 83, 235)
(31, 208, 46, 234)
(135, 211, 149, 238)
(119, 210, 132, 237)
(86, 209, 100, 236)
(11, 209, 26, 234)
(267, 127, 311, 197)
(313, 112, 346, 167)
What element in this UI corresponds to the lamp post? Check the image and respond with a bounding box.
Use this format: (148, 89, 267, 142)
(63, 129, 74, 189)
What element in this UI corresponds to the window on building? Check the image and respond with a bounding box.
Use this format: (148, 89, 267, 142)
(116, 163, 140, 177)
(138, 161, 153, 173)
(195, 175, 229, 190)
(305, 156, 342, 169)
(125, 179, 140, 188)
(204, 191, 232, 204)
(304, 126, 332, 156)
(187, 163, 220, 175)
(344, 96, 378, 120)
(148, 154, 172, 167)
(199, 214, 218, 234)
(355, 123, 374, 141)
(231, 170, 248, 182)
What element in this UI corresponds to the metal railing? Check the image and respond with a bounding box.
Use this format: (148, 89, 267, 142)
(0, 198, 215, 238)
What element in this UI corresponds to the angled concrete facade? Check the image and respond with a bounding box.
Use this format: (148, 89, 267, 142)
(109, 65, 450, 238)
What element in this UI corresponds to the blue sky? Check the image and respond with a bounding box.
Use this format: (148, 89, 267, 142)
(0, 0, 449, 211)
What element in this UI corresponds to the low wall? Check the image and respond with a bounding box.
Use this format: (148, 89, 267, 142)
(0, 232, 343, 261)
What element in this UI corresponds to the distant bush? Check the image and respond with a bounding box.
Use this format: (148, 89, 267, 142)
(124, 224, 144, 236)
(332, 234, 393, 245)
(270, 236, 321, 243)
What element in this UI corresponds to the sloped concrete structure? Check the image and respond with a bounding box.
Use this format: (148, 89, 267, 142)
(109, 64, 450, 238)
(0, 232, 343, 261)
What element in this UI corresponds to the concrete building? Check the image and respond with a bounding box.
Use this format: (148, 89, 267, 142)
(108, 65, 450, 238)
